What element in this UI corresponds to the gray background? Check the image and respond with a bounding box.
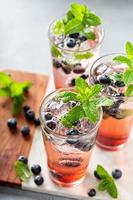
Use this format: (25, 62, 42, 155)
(0, 0, 133, 199)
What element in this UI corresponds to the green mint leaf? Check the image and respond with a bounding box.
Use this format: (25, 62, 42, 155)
(64, 18, 84, 34)
(12, 95, 25, 116)
(10, 81, 31, 97)
(126, 41, 133, 60)
(98, 179, 108, 191)
(0, 72, 12, 87)
(51, 45, 62, 58)
(107, 181, 118, 199)
(88, 84, 102, 97)
(113, 56, 132, 68)
(53, 20, 64, 35)
(59, 91, 78, 103)
(75, 77, 88, 93)
(61, 105, 85, 127)
(81, 4, 90, 14)
(14, 160, 31, 182)
(125, 85, 133, 96)
(96, 165, 109, 179)
(84, 31, 96, 40)
(70, 2, 84, 21)
(95, 97, 113, 107)
(66, 10, 74, 21)
(74, 52, 93, 60)
(0, 87, 10, 96)
(83, 13, 101, 26)
(110, 72, 123, 82)
(123, 69, 133, 84)
(82, 100, 99, 123)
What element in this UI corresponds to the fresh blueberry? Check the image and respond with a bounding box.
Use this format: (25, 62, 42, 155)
(46, 120, 56, 130)
(88, 188, 96, 197)
(66, 138, 78, 144)
(23, 105, 30, 113)
(115, 93, 124, 97)
(69, 33, 79, 39)
(112, 169, 122, 179)
(18, 155, 28, 164)
(34, 175, 44, 186)
(71, 101, 77, 107)
(7, 118, 17, 129)
(25, 110, 35, 121)
(79, 35, 87, 42)
(73, 68, 85, 74)
(66, 38, 76, 48)
(34, 117, 41, 126)
(69, 78, 75, 87)
(66, 128, 79, 136)
(44, 112, 52, 121)
(21, 126, 30, 136)
(53, 59, 62, 68)
(115, 81, 125, 87)
(94, 170, 101, 180)
(72, 120, 80, 126)
(99, 75, 111, 84)
(62, 67, 71, 74)
(80, 74, 89, 80)
(31, 164, 41, 175)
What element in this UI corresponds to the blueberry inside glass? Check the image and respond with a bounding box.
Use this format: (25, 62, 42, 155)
(48, 2, 104, 88)
(89, 52, 133, 151)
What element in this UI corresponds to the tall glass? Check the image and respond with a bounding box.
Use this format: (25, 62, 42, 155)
(48, 17, 104, 89)
(89, 54, 133, 151)
(40, 89, 102, 186)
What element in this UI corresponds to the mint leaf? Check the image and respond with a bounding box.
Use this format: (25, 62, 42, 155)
(74, 52, 93, 60)
(84, 31, 96, 40)
(125, 85, 133, 96)
(88, 84, 102, 97)
(126, 41, 133, 60)
(61, 105, 85, 127)
(53, 20, 64, 35)
(96, 165, 109, 179)
(98, 179, 108, 191)
(113, 56, 132, 68)
(12, 95, 25, 116)
(70, 2, 84, 21)
(83, 13, 101, 26)
(110, 72, 123, 82)
(75, 77, 88, 93)
(0, 88, 10, 96)
(0, 72, 12, 87)
(59, 91, 78, 103)
(95, 97, 113, 107)
(107, 181, 118, 199)
(123, 69, 133, 84)
(51, 45, 62, 58)
(64, 18, 84, 34)
(66, 10, 74, 21)
(14, 160, 31, 182)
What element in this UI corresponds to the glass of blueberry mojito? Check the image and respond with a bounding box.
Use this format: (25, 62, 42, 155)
(48, 2, 104, 89)
(89, 42, 133, 150)
(39, 77, 113, 186)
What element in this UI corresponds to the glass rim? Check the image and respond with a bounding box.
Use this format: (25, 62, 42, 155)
(39, 88, 103, 139)
(89, 53, 133, 100)
(48, 15, 105, 53)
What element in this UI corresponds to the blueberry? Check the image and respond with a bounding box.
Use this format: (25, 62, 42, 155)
(88, 188, 96, 197)
(80, 74, 89, 80)
(34, 117, 41, 126)
(94, 170, 101, 180)
(112, 169, 122, 179)
(115, 81, 125, 87)
(34, 175, 44, 186)
(73, 68, 85, 74)
(25, 110, 35, 121)
(23, 105, 30, 113)
(66, 138, 78, 144)
(69, 79, 75, 87)
(69, 33, 79, 39)
(31, 164, 41, 175)
(72, 120, 80, 126)
(18, 155, 28, 164)
(44, 112, 52, 121)
(66, 38, 76, 48)
(21, 126, 30, 136)
(7, 118, 17, 129)
(115, 93, 124, 97)
(62, 67, 71, 74)
(53, 59, 62, 68)
(99, 75, 111, 84)
(71, 101, 77, 107)
(46, 120, 56, 130)
(79, 35, 87, 42)
(66, 128, 79, 136)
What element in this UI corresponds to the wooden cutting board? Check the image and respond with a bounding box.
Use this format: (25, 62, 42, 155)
(0, 69, 49, 187)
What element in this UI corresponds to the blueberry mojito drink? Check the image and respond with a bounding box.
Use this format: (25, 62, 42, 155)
(48, 2, 104, 88)
(89, 42, 133, 150)
(40, 78, 112, 186)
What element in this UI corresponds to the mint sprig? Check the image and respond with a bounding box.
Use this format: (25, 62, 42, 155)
(51, 45, 62, 58)
(113, 41, 133, 96)
(96, 165, 118, 199)
(60, 77, 112, 126)
(53, 2, 101, 40)
(74, 52, 94, 60)
(14, 160, 31, 182)
(0, 72, 32, 116)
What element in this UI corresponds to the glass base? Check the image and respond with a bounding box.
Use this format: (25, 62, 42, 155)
(96, 140, 128, 151)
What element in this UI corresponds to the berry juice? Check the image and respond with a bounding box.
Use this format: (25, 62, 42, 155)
(89, 54, 133, 150)
(40, 89, 102, 186)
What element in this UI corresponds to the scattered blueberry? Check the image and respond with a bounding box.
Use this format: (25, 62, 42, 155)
(34, 175, 44, 186)
(53, 59, 62, 68)
(21, 126, 30, 136)
(115, 80, 125, 87)
(23, 105, 30, 113)
(80, 74, 89, 80)
(115, 93, 124, 97)
(73, 68, 85, 74)
(71, 101, 77, 107)
(69, 78, 75, 87)
(44, 112, 52, 121)
(34, 117, 40, 126)
(62, 67, 71, 74)
(99, 75, 111, 84)
(18, 155, 28, 164)
(7, 118, 17, 129)
(66, 38, 76, 48)
(66, 128, 79, 136)
(46, 120, 56, 130)
(25, 110, 35, 121)
(94, 170, 101, 180)
(112, 169, 122, 179)
(88, 188, 96, 197)
(79, 35, 87, 42)
(69, 33, 79, 39)
(31, 164, 41, 175)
